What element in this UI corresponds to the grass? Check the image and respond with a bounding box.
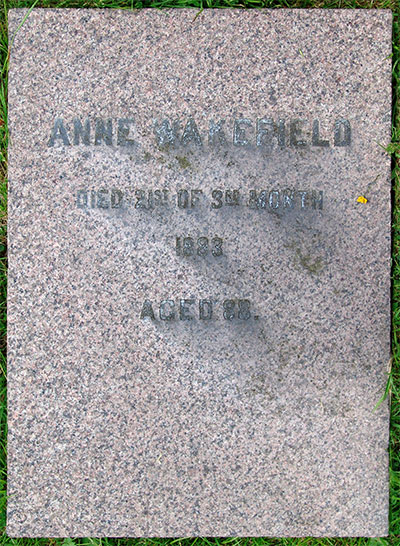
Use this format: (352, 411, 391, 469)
(0, 0, 399, 544)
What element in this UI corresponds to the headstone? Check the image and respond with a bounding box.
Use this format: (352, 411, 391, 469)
(7, 8, 392, 537)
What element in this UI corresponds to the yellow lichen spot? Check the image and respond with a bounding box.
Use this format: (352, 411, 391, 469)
(357, 196, 368, 204)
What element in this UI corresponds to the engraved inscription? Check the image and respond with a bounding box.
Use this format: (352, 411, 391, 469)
(176, 237, 224, 257)
(67, 113, 332, 331)
(140, 299, 257, 321)
(49, 116, 351, 150)
(76, 188, 324, 211)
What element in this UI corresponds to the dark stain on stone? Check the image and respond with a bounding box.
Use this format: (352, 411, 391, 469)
(175, 155, 192, 170)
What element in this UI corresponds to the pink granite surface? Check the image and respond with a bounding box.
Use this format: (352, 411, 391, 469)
(7, 9, 392, 537)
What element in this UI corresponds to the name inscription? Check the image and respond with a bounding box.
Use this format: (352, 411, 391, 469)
(48, 116, 351, 150)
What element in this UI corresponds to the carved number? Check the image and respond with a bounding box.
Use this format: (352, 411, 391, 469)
(176, 236, 223, 257)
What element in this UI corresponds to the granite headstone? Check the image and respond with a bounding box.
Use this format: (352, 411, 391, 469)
(7, 9, 392, 537)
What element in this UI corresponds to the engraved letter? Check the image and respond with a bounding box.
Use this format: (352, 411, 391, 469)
(312, 120, 329, 147)
(180, 299, 195, 320)
(117, 119, 135, 146)
(290, 119, 307, 147)
(160, 300, 175, 321)
(48, 118, 70, 146)
(177, 189, 189, 209)
(312, 190, 323, 210)
(248, 190, 258, 209)
(191, 190, 203, 208)
(208, 119, 227, 147)
(225, 190, 240, 206)
(257, 191, 267, 209)
(73, 118, 90, 145)
(95, 119, 113, 146)
(233, 119, 252, 146)
(334, 119, 351, 147)
(283, 188, 295, 208)
(211, 190, 223, 209)
(90, 190, 97, 208)
(76, 189, 88, 208)
(298, 191, 308, 208)
(256, 118, 286, 150)
(97, 189, 109, 209)
(199, 300, 213, 320)
(269, 190, 280, 209)
(153, 119, 180, 147)
(111, 189, 123, 208)
(140, 300, 155, 320)
(181, 118, 202, 147)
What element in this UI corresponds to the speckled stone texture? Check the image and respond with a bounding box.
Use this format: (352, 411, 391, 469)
(7, 9, 392, 537)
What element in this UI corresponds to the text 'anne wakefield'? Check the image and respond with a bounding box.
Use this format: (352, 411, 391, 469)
(47, 117, 351, 149)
